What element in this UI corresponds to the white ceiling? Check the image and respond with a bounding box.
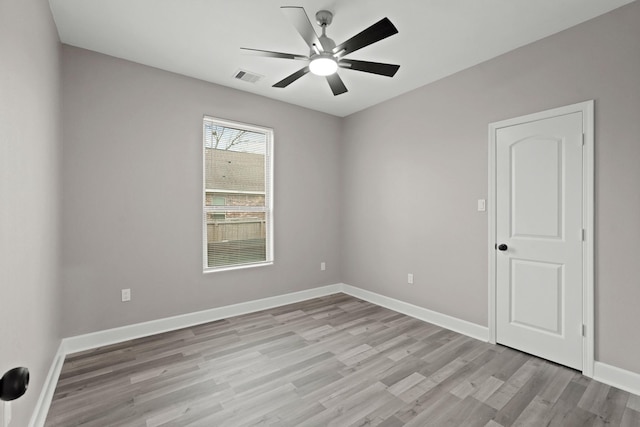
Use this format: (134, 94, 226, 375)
(49, 0, 634, 117)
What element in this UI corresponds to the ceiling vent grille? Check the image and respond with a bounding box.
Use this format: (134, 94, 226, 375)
(233, 69, 263, 84)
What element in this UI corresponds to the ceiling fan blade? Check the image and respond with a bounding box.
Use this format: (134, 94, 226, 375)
(240, 48, 308, 61)
(281, 6, 324, 52)
(333, 17, 398, 58)
(339, 59, 400, 77)
(326, 73, 348, 96)
(273, 66, 310, 88)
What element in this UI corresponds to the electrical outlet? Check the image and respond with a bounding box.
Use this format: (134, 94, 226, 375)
(121, 288, 131, 302)
(407, 273, 414, 284)
(321, 262, 326, 271)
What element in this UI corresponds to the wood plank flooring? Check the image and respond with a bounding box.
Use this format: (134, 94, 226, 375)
(45, 294, 639, 426)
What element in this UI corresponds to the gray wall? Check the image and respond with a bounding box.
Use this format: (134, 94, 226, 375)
(60, 46, 343, 336)
(1, 2, 636, 423)
(0, 0, 62, 424)
(342, 1, 640, 374)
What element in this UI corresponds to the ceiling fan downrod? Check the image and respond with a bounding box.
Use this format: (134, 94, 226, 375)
(315, 10, 336, 53)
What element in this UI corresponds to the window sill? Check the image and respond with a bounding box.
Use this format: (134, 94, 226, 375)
(203, 261, 273, 274)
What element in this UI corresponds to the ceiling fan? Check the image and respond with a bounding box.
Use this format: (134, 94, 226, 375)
(240, 7, 400, 96)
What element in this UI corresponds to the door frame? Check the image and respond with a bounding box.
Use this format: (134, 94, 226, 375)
(487, 100, 595, 376)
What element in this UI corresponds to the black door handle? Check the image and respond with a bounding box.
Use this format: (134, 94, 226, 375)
(497, 244, 508, 251)
(0, 367, 29, 401)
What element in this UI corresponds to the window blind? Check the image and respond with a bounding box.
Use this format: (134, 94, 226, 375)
(203, 117, 273, 271)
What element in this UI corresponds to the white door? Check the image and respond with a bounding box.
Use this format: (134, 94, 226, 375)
(496, 111, 584, 370)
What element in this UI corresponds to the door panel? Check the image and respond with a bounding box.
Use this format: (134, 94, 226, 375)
(510, 259, 563, 334)
(511, 137, 563, 239)
(496, 112, 583, 370)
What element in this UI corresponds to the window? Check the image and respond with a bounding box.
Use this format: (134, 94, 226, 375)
(209, 196, 226, 220)
(203, 117, 273, 271)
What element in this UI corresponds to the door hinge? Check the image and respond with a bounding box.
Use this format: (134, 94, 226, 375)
(582, 133, 585, 145)
(581, 229, 586, 241)
(581, 324, 586, 337)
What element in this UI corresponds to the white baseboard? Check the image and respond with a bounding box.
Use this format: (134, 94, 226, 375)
(63, 284, 343, 355)
(593, 361, 640, 396)
(62, 282, 490, 357)
(31, 282, 640, 426)
(341, 284, 490, 342)
(28, 343, 66, 427)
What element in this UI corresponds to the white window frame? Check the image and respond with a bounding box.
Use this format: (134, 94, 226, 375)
(202, 116, 274, 273)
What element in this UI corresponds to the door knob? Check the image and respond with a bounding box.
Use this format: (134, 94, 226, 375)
(497, 244, 508, 251)
(0, 367, 29, 401)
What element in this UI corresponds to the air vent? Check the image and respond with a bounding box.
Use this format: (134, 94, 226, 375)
(233, 69, 263, 84)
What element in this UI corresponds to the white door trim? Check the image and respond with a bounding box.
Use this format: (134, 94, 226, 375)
(488, 100, 594, 377)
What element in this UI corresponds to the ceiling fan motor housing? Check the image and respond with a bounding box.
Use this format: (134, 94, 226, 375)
(317, 35, 336, 53)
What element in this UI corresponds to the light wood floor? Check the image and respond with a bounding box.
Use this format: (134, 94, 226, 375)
(45, 293, 640, 426)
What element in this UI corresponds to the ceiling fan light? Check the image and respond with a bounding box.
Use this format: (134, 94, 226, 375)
(309, 55, 338, 76)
